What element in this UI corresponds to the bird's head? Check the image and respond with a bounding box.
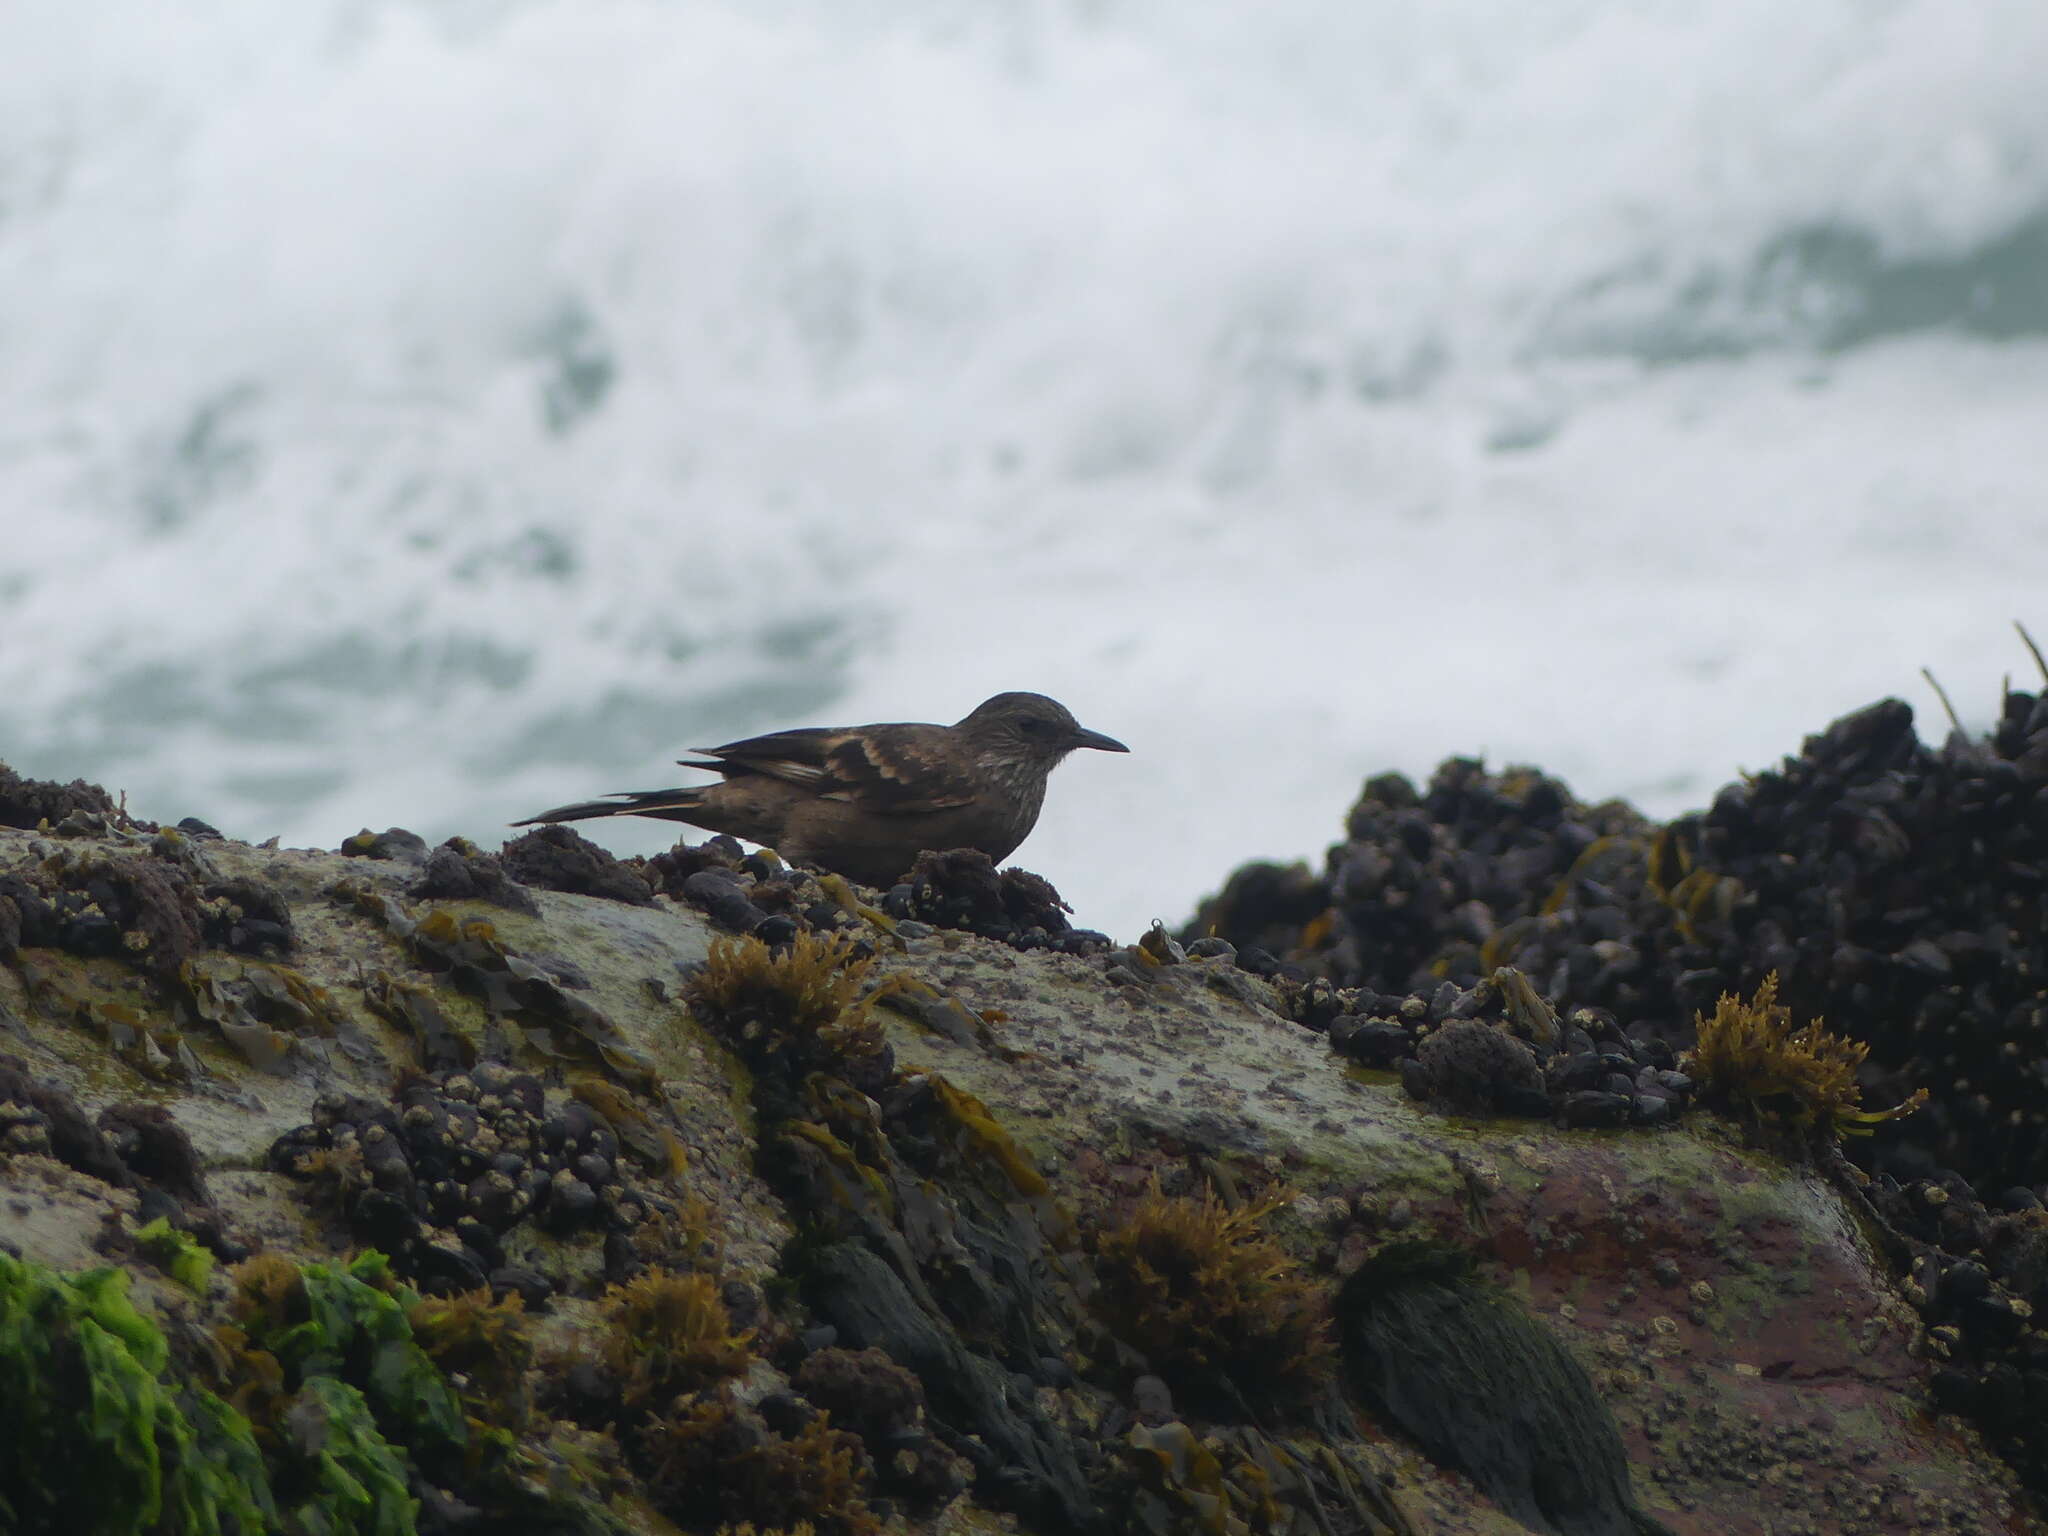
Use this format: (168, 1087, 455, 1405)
(956, 692, 1129, 773)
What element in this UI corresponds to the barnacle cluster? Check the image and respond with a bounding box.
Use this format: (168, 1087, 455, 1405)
(267, 1061, 685, 1300)
(0, 833, 304, 1078)
(1305, 967, 1695, 1130)
(1871, 1177, 2048, 1492)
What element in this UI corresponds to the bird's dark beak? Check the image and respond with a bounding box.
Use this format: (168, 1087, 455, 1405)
(1068, 726, 1130, 753)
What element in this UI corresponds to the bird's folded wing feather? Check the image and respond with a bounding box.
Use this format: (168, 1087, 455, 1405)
(682, 725, 979, 815)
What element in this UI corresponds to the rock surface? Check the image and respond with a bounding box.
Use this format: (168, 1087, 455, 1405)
(0, 786, 2040, 1535)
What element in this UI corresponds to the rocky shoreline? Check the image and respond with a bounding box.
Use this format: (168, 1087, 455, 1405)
(2, 679, 2046, 1534)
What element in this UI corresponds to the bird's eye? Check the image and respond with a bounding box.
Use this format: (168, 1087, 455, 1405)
(1019, 717, 1049, 736)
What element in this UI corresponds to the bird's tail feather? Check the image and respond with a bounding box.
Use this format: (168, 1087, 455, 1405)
(512, 787, 708, 827)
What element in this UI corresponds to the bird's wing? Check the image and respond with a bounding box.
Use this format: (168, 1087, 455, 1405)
(684, 724, 979, 815)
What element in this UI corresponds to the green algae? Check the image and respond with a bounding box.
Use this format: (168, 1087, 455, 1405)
(283, 1374, 417, 1536)
(135, 1216, 216, 1294)
(255, 1251, 466, 1454)
(0, 1243, 580, 1536)
(0, 1252, 273, 1536)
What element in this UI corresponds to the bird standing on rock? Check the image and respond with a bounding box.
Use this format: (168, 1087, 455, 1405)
(513, 692, 1129, 888)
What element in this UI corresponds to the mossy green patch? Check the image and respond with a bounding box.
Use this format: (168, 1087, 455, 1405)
(135, 1216, 215, 1294)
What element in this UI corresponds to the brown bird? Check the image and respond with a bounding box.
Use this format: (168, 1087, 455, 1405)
(513, 691, 1129, 887)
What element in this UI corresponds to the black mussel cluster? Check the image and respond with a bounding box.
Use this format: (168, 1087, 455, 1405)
(880, 849, 1111, 956)
(1868, 1175, 2048, 1493)
(0, 762, 122, 831)
(1655, 696, 2048, 1193)
(641, 833, 1111, 956)
(1296, 971, 1693, 1129)
(268, 1061, 672, 1302)
(647, 833, 869, 945)
(1188, 684, 2048, 1193)
(410, 838, 542, 915)
(1186, 760, 1656, 1014)
(0, 844, 294, 979)
(500, 824, 658, 907)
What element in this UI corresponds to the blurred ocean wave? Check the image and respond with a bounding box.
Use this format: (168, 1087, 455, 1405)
(3, 0, 2045, 935)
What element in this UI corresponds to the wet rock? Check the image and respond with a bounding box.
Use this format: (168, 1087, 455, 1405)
(0, 1054, 129, 1188)
(1561, 1091, 1634, 1129)
(1132, 1374, 1176, 1427)
(645, 834, 748, 895)
(806, 1241, 1097, 1534)
(339, 827, 430, 863)
(678, 870, 768, 933)
(96, 1103, 208, 1207)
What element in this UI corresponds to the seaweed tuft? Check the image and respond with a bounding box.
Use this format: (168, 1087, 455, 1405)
(684, 931, 887, 1111)
(1685, 973, 1927, 1139)
(638, 1393, 878, 1536)
(408, 1286, 534, 1430)
(1091, 1180, 1333, 1420)
(599, 1267, 754, 1409)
